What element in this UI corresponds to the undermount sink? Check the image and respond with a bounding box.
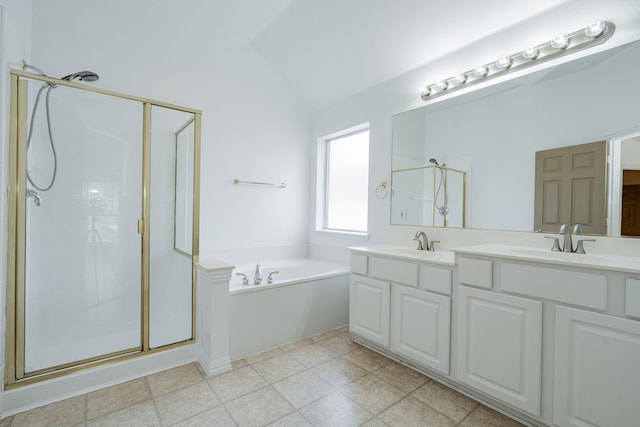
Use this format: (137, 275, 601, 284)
(453, 244, 640, 274)
(348, 245, 456, 266)
(509, 248, 608, 263)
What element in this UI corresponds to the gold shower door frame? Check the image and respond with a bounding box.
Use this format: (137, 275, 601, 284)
(5, 70, 202, 388)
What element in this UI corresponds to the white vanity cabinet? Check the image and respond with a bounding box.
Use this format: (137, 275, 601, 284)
(456, 285, 542, 416)
(392, 284, 450, 374)
(454, 245, 640, 427)
(349, 275, 390, 347)
(553, 305, 640, 427)
(348, 247, 454, 377)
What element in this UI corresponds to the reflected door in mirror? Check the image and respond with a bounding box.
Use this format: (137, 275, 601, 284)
(622, 170, 640, 236)
(534, 141, 606, 234)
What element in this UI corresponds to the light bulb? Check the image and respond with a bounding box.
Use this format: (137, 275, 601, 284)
(452, 74, 467, 85)
(496, 56, 512, 70)
(434, 81, 448, 91)
(420, 86, 431, 98)
(550, 33, 569, 49)
(585, 21, 606, 37)
(473, 66, 488, 77)
(522, 46, 539, 60)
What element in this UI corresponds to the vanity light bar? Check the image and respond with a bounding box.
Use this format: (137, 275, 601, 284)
(420, 21, 615, 101)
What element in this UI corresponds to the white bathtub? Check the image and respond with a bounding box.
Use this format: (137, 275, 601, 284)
(229, 258, 350, 359)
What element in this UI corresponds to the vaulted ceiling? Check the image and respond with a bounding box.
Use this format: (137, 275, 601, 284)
(214, 0, 640, 110)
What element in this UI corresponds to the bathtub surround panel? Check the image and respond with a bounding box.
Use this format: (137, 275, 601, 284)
(229, 259, 348, 293)
(196, 261, 234, 376)
(228, 259, 350, 360)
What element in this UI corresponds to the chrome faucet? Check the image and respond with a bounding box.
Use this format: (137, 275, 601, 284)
(253, 263, 262, 285)
(413, 231, 429, 250)
(413, 231, 439, 251)
(559, 224, 573, 252)
(26, 189, 41, 206)
(549, 224, 594, 254)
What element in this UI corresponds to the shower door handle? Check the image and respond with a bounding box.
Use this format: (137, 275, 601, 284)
(137, 219, 145, 235)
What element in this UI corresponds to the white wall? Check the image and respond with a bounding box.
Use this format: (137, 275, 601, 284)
(622, 138, 640, 169)
(28, 0, 311, 260)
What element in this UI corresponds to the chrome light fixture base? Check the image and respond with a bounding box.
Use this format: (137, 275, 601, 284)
(420, 21, 615, 101)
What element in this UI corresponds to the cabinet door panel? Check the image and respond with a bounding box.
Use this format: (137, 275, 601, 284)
(392, 285, 450, 374)
(457, 286, 542, 416)
(554, 306, 640, 427)
(349, 275, 390, 347)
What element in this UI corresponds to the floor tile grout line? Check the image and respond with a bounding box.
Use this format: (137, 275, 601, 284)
(83, 392, 88, 426)
(407, 389, 465, 426)
(147, 375, 166, 427)
(83, 377, 156, 423)
(336, 375, 409, 417)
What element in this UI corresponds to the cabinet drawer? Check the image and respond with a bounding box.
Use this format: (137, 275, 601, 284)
(626, 278, 640, 318)
(420, 265, 452, 295)
(501, 263, 607, 310)
(370, 257, 418, 287)
(350, 253, 368, 276)
(458, 257, 493, 289)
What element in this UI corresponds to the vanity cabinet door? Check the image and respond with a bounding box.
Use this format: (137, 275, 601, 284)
(554, 306, 640, 427)
(349, 275, 390, 347)
(456, 286, 542, 416)
(392, 284, 450, 375)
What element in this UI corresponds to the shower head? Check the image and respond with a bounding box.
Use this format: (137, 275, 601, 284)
(61, 71, 100, 82)
(429, 158, 439, 166)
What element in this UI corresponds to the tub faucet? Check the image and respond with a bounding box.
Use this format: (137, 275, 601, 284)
(254, 263, 262, 285)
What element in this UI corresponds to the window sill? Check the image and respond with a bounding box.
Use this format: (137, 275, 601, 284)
(310, 229, 370, 244)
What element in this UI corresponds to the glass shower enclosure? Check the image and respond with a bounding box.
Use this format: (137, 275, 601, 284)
(6, 70, 201, 386)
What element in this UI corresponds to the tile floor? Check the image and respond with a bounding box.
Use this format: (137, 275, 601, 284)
(1, 326, 525, 426)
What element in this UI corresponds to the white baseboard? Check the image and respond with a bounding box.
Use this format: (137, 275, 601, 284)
(197, 350, 232, 377)
(2, 344, 197, 417)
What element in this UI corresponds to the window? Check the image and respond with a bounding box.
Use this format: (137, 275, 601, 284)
(317, 125, 369, 233)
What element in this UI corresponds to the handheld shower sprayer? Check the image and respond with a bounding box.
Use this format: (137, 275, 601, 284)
(22, 61, 100, 83)
(21, 61, 100, 199)
(61, 71, 100, 82)
(429, 158, 449, 216)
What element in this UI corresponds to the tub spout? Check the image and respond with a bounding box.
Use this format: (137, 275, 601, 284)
(254, 263, 262, 285)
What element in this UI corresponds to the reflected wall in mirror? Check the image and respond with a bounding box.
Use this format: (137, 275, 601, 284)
(174, 117, 195, 255)
(391, 40, 640, 236)
(391, 165, 466, 227)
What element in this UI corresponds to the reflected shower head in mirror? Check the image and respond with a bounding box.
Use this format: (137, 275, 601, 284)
(61, 71, 99, 82)
(429, 158, 439, 166)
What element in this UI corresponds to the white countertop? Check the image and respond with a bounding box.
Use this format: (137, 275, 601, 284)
(452, 244, 640, 274)
(348, 244, 456, 266)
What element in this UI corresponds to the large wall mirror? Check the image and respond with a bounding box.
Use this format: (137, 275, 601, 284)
(391, 40, 640, 237)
